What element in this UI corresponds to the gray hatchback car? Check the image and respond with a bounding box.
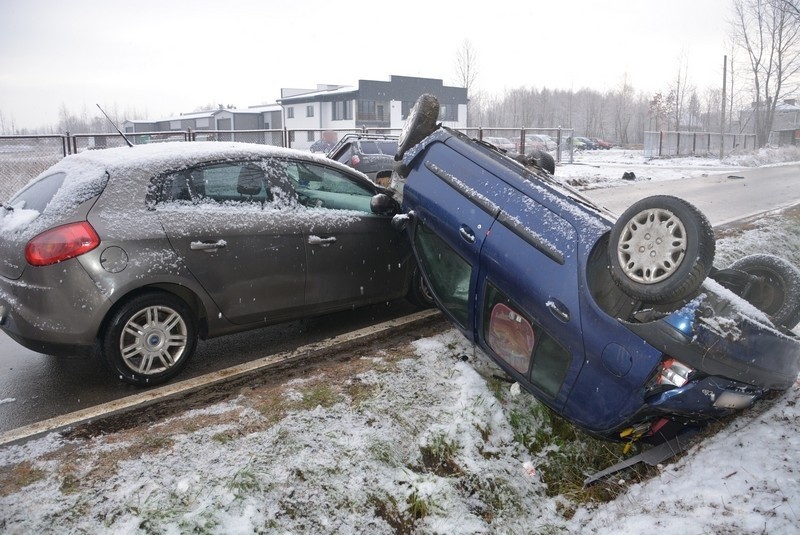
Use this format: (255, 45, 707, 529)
(0, 142, 430, 385)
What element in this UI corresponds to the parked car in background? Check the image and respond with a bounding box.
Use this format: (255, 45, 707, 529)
(590, 137, 614, 150)
(381, 94, 800, 447)
(575, 136, 597, 150)
(483, 136, 516, 153)
(566, 136, 586, 150)
(527, 134, 557, 152)
(327, 133, 398, 186)
(0, 142, 432, 386)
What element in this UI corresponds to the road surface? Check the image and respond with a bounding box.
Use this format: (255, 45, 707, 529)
(0, 300, 418, 433)
(583, 163, 800, 225)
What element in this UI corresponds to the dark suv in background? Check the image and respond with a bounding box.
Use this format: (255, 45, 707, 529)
(327, 134, 398, 186)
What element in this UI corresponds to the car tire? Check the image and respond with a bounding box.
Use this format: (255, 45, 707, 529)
(101, 291, 198, 386)
(395, 94, 440, 161)
(608, 195, 715, 304)
(526, 149, 556, 175)
(407, 266, 435, 308)
(728, 254, 800, 328)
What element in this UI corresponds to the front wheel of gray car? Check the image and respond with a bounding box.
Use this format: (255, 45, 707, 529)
(407, 267, 435, 308)
(102, 292, 198, 386)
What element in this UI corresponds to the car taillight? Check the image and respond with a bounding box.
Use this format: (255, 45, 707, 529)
(351, 155, 361, 166)
(658, 358, 694, 387)
(25, 221, 100, 267)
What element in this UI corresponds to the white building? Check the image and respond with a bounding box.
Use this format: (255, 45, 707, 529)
(278, 75, 468, 149)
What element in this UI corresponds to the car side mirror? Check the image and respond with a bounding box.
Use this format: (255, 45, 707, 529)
(370, 193, 400, 216)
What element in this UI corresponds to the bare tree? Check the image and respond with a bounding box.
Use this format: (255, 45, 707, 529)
(455, 39, 478, 94)
(612, 74, 635, 144)
(669, 52, 691, 130)
(732, 0, 800, 145)
(454, 39, 479, 125)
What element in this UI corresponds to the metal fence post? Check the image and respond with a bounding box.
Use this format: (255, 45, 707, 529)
(556, 127, 562, 163)
(676, 132, 681, 156)
(61, 135, 68, 157)
(692, 133, 697, 154)
(478, 126, 483, 141)
(519, 128, 526, 155)
(658, 131, 663, 157)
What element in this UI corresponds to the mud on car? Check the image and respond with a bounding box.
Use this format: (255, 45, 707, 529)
(376, 94, 800, 447)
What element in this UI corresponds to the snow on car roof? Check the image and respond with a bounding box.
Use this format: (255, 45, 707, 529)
(49, 141, 357, 173)
(3, 142, 369, 238)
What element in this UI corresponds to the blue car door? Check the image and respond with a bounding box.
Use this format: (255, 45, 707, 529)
(476, 191, 585, 410)
(404, 143, 499, 339)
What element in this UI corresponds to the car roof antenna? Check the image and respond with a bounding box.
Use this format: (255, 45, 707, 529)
(96, 104, 133, 148)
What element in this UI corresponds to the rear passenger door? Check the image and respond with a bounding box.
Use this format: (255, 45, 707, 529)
(156, 159, 307, 325)
(476, 193, 585, 409)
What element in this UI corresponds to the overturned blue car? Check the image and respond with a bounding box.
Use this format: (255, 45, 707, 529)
(374, 94, 800, 447)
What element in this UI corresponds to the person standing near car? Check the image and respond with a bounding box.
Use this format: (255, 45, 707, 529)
(310, 131, 338, 153)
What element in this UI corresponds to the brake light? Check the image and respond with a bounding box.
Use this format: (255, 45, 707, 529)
(25, 221, 100, 266)
(351, 155, 361, 166)
(658, 358, 694, 387)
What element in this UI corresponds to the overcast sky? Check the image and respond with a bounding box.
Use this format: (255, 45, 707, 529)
(1, 0, 734, 129)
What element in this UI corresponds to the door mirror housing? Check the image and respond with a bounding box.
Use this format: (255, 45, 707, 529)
(370, 193, 400, 216)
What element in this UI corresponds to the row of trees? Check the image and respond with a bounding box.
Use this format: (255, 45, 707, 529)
(465, 79, 733, 146)
(455, 0, 800, 147)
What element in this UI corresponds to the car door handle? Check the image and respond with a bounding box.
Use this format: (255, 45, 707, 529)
(308, 236, 337, 246)
(190, 240, 227, 251)
(546, 299, 570, 323)
(459, 225, 476, 244)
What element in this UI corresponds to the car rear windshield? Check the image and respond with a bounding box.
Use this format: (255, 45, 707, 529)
(359, 140, 397, 155)
(7, 172, 66, 212)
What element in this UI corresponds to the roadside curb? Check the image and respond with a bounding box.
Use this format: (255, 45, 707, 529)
(0, 308, 443, 448)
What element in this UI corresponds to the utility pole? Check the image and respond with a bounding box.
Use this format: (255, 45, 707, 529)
(720, 55, 727, 160)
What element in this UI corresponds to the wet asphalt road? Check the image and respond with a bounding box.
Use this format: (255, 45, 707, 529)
(0, 299, 419, 433)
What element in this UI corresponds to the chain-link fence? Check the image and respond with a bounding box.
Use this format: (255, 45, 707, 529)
(0, 135, 67, 202)
(643, 131, 758, 158)
(460, 127, 575, 163)
(1, 126, 577, 201)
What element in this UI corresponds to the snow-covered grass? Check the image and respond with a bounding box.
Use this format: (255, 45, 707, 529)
(557, 146, 800, 191)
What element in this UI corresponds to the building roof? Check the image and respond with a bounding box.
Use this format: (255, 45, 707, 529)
(278, 86, 358, 103)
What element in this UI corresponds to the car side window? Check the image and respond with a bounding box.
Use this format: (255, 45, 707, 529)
(483, 284, 571, 397)
(155, 160, 298, 208)
(158, 162, 267, 205)
(414, 222, 472, 327)
(285, 161, 374, 212)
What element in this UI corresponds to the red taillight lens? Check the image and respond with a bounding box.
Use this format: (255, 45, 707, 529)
(25, 221, 100, 267)
(351, 155, 361, 166)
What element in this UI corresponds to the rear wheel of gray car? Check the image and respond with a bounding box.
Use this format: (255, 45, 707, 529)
(102, 292, 197, 386)
(395, 94, 440, 161)
(609, 195, 715, 304)
(729, 254, 800, 328)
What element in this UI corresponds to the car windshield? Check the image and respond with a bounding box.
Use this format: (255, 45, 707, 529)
(377, 141, 397, 154)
